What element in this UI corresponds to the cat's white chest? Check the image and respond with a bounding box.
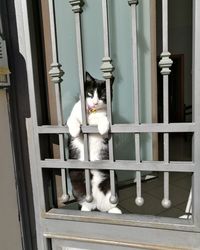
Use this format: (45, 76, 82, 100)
(87, 111, 106, 125)
(68, 101, 109, 161)
(89, 135, 106, 161)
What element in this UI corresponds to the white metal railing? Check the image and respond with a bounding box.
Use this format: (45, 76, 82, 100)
(19, 0, 200, 248)
(69, 0, 93, 202)
(44, 0, 193, 213)
(40, 0, 195, 223)
(158, 0, 173, 209)
(101, 0, 117, 204)
(128, 0, 144, 207)
(48, 0, 69, 203)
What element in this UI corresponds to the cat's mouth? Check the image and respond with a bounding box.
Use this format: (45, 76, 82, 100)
(87, 104, 97, 113)
(87, 102, 106, 113)
(88, 104, 96, 109)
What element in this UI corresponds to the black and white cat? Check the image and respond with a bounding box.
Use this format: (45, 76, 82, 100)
(67, 72, 121, 214)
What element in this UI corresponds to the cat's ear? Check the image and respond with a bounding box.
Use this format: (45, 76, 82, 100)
(86, 72, 95, 82)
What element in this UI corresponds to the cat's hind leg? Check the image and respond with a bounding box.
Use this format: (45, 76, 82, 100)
(81, 205, 92, 212)
(80, 201, 97, 212)
(96, 191, 122, 214)
(108, 207, 122, 214)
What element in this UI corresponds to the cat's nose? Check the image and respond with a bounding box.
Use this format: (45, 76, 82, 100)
(93, 100, 98, 105)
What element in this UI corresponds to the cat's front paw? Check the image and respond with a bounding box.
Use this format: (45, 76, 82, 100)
(97, 117, 110, 135)
(67, 121, 81, 137)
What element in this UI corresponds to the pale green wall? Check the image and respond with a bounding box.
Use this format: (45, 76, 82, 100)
(54, 0, 153, 181)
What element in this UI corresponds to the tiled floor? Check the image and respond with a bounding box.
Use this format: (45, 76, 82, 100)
(118, 172, 191, 218)
(118, 134, 192, 218)
(61, 134, 192, 218)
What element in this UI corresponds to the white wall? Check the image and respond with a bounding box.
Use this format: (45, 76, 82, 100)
(0, 90, 22, 250)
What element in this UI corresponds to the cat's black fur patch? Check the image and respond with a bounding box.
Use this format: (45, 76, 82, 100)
(85, 72, 107, 103)
(68, 135, 81, 159)
(98, 170, 110, 195)
(68, 138, 111, 200)
(69, 169, 86, 200)
(100, 141, 109, 160)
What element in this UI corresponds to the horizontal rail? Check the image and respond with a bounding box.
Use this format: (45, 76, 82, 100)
(40, 159, 195, 172)
(43, 208, 197, 232)
(38, 125, 68, 134)
(37, 123, 195, 134)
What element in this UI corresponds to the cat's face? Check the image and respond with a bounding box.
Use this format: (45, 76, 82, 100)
(85, 72, 108, 111)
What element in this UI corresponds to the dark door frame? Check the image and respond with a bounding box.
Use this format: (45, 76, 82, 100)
(1, 0, 49, 249)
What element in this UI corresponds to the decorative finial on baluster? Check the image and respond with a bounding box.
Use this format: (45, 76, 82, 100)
(100, 57, 114, 79)
(159, 52, 173, 75)
(69, 0, 84, 13)
(110, 195, 118, 204)
(49, 62, 64, 84)
(128, 0, 139, 6)
(135, 196, 144, 207)
(162, 198, 171, 209)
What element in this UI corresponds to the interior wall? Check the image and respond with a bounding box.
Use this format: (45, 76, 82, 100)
(2, 0, 48, 248)
(0, 90, 22, 250)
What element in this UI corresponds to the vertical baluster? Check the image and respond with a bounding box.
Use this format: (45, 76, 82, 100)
(135, 135, 144, 206)
(101, 0, 117, 204)
(48, 0, 70, 203)
(159, 0, 172, 208)
(128, 0, 144, 207)
(69, 0, 92, 203)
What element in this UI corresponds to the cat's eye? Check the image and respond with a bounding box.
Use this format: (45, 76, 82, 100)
(87, 92, 93, 97)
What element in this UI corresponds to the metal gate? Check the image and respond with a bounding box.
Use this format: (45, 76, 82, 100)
(22, 0, 200, 249)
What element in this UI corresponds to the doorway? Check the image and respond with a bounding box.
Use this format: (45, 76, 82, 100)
(16, 0, 200, 249)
